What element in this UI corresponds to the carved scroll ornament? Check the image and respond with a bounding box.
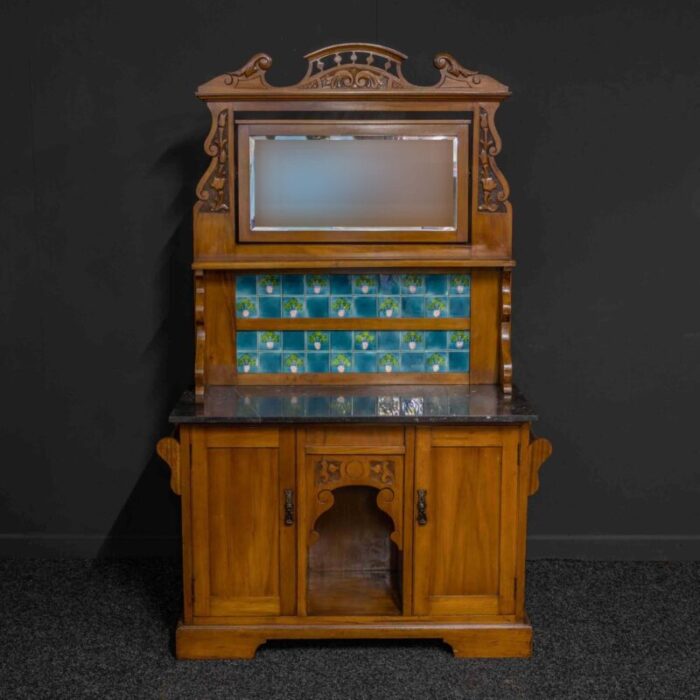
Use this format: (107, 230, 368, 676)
(197, 43, 509, 97)
(500, 270, 513, 396)
(478, 107, 510, 213)
(195, 108, 230, 213)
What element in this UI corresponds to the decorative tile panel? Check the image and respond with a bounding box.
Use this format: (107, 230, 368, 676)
(236, 329, 470, 375)
(235, 273, 471, 375)
(235, 273, 470, 319)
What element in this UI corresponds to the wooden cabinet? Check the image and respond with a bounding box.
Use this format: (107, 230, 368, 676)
(157, 43, 553, 661)
(159, 421, 551, 659)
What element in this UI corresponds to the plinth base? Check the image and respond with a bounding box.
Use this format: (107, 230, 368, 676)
(175, 619, 533, 659)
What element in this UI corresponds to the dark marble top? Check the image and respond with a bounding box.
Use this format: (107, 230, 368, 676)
(169, 385, 538, 424)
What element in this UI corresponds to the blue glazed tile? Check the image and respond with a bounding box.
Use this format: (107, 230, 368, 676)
(353, 296, 377, 318)
(259, 296, 281, 318)
(236, 297, 257, 318)
(377, 352, 400, 373)
(449, 274, 471, 295)
(283, 352, 305, 373)
(331, 352, 353, 374)
(236, 331, 257, 351)
(282, 297, 305, 318)
(449, 296, 470, 318)
(426, 352, 448, 373)
(378, 296, 400, 318)
(354, 331, 376, 351)
(330, 274, 352, 295)
(259, 352, 281, 373)
(425, 331, 447, 350)
(235, 275, 257, 295)
(307, 331, 329, 351)
(353, 274, 378, 294)
(282, 274, 304, 295)
(283, 331, 305, 351)
(427, 296, 448, 318)
(426, 274, 448, 295)
(306, 274, 329, 295)
(448, 330, 470, 350)
(448, 351, 469, 372)
(237, 352, 258, 373)
(258, 331, 282, 351)
(258, 274, 281, 295)
(306, 296, 329, 318)
(379, 274, 400, 294)
(401, 274, 424, 294)
(401, 352, 425, 372)
(402, 296, 424, 318)
(354, 352, 377, 373)
(307, 352, 329, 373)
(330, 297, 353, 318)
(378, 331, 400, 350)
(401, 331, 425, 351)
(330, 331, 352, 351)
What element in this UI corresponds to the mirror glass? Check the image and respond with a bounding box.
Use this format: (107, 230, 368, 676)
(250, 135, 457, 231)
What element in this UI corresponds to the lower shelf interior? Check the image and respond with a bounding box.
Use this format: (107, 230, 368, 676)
(307, 569, 401, 616)
(307, 484, 402, 616)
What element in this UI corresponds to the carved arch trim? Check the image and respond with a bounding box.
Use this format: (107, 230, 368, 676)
(308, 456, 403, 548)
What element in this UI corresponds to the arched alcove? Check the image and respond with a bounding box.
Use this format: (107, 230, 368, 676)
(308, 485, 401, 615)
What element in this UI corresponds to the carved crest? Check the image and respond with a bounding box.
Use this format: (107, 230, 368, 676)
(197, 43, 509, 97)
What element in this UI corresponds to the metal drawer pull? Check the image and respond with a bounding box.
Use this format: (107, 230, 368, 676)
(417, 489, 427, 525)
(284, 489, 295, 526)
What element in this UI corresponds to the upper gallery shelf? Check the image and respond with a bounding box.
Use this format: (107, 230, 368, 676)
(196, 43, 510, 101)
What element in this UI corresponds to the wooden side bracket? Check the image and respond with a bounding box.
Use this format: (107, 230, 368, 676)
(157, 437, 181, 496)
(527, 436, 552, 496)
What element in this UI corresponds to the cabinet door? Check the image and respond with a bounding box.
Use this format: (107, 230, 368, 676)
(191, 426, 296, 617)
(413, 426, 519, 616)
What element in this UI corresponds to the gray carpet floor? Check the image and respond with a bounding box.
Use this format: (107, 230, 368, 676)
(0, 559, 698, 699)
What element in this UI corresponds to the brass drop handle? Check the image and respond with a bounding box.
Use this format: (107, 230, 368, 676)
(284, 489, 295, 526)
(417, 489, 427, 525)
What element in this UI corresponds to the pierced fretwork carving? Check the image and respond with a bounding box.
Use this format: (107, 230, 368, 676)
(478, 107, 510, 213)
(299, 45, 408, 89)
(196, 108, 229, 213)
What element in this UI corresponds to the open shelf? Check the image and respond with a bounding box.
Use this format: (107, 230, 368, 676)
(308, 570, 401, 616)
(307, 485, 402, 616)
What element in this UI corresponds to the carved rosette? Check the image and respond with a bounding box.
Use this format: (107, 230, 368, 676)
(194, 271, 205, 402)
(196, 108, 230, 213)
(309, 456, 402, 547)
(500, 270, 513, 396)
(477, 107, 510, 213)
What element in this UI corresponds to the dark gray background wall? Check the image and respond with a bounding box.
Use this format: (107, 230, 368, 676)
(2, 0, 699, 558)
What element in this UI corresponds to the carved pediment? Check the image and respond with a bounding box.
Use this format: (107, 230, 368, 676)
(197, 43, 509, 98)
